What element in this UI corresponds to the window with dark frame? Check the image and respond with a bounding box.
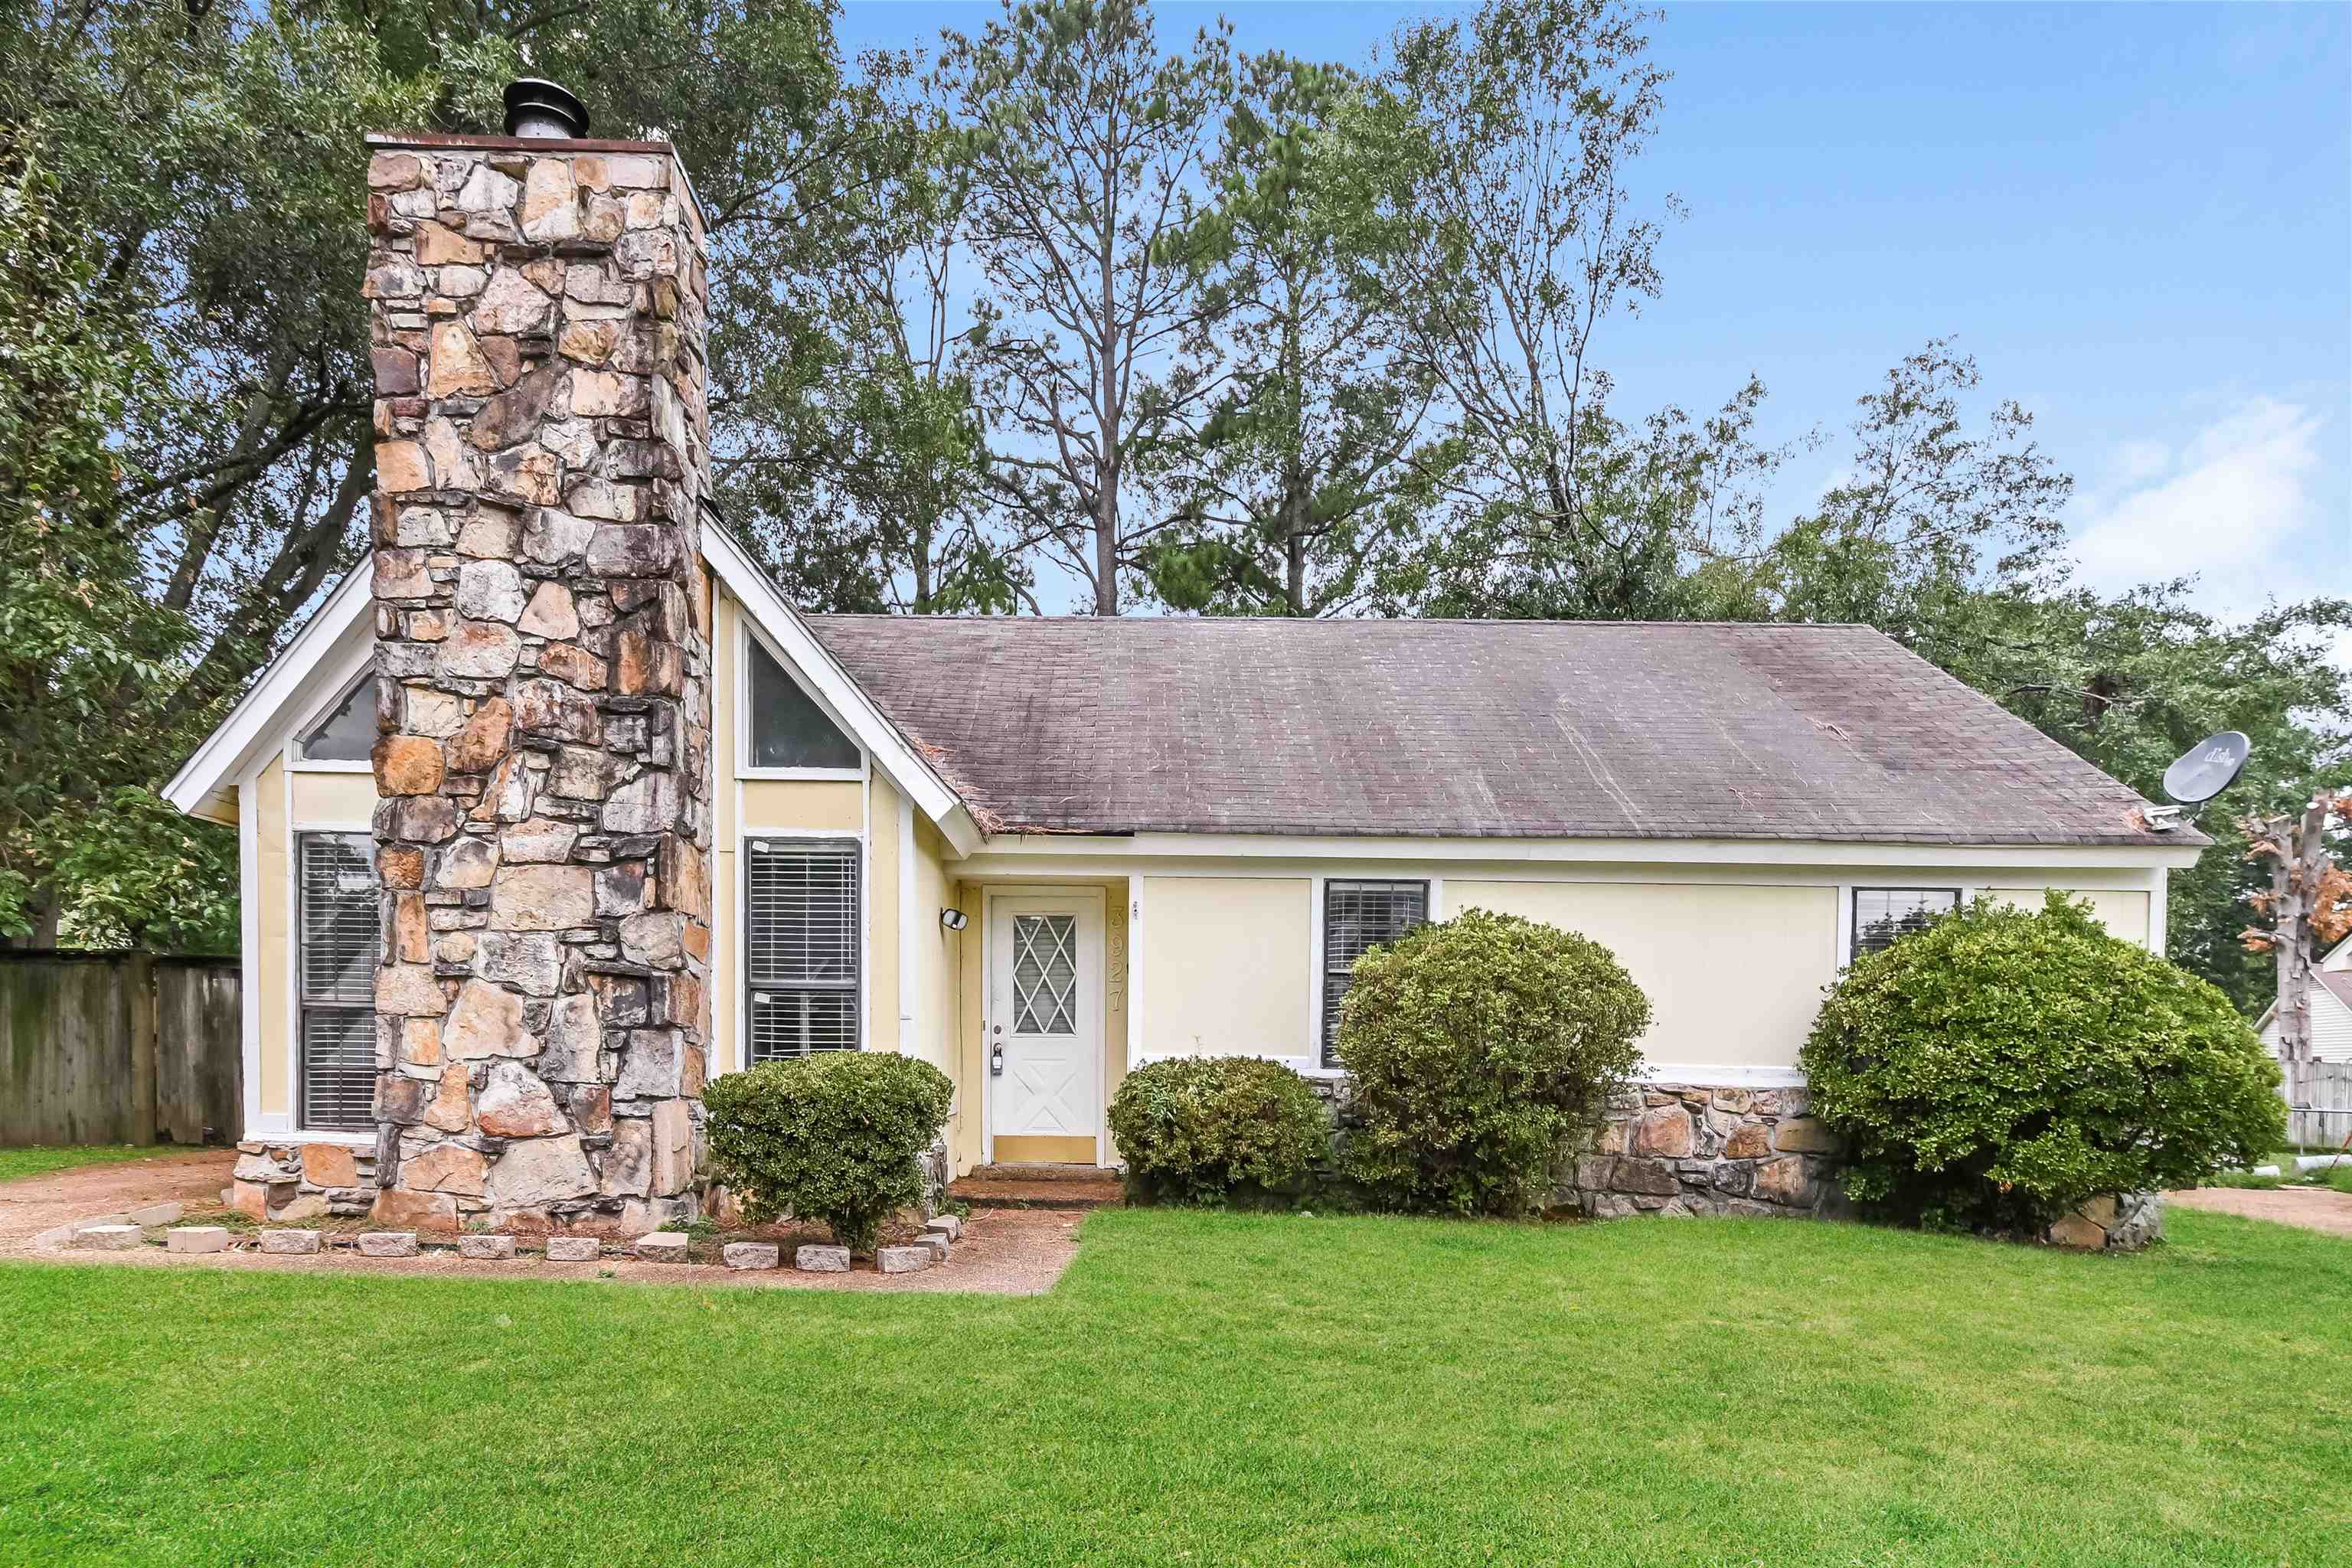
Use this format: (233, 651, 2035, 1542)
(1849, 887, 1962, 960)
(747, 637, 862, 771)
(297, 832, 379, 1131)
(1321, 880, 1428, 1067)
(298, 672, 378, 763)
(745, 838, 862, 1060)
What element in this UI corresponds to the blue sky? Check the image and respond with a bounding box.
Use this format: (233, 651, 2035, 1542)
(838, 1, 2351, 635)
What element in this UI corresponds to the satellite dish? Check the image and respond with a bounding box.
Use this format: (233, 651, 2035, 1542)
(2161, 731, 2250, 805)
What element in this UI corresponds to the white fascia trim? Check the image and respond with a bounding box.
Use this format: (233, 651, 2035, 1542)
(972, 831, 2203, 871)
(165, 567, 376, 815)
(699, 522, 980, 858)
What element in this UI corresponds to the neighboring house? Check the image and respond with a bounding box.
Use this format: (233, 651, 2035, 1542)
(162, 120, 2202, 1233)
(2257, 933, 2352, 1064)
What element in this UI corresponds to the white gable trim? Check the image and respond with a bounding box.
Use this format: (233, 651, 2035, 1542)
(165, 535, 984, 858)
(699, 521, 981, 857)
(164, 567, 376, 813)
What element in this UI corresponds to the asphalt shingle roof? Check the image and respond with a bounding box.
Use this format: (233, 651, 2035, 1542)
(804, 616, 2188, 848)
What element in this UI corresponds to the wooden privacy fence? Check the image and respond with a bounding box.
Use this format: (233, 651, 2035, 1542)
(2282, 1059, 2352, 1151)
(0, 952, 241, 1147)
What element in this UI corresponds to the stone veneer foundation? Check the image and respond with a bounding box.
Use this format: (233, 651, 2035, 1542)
(362, 129, 714, 1236)
(1313, 1076, 2158, 1249)
(1568, 1083, 1846, 1220)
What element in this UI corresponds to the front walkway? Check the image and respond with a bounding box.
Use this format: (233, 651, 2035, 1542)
(2167, 1184, 2352, 1239)
(5, 1147, 1085, 1293)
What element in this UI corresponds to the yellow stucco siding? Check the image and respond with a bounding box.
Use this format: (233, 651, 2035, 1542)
(739, 779, 864, 833)
(906, 815, 958, 1073)
(952, 880, 984, 1171)
(1449, 880, 1839, 1069)
(1140, 875, 1312, 1060)
(255, 756, 292, 1119)
(868, 775, 901, 1054)
(1984, 886, 2151, 946)
(289, 769, 377, 826)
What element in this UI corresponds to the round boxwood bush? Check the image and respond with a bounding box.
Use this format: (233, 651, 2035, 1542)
(1335, 909, 1652, 1216)
(1801, 891, 2284, 1235)
(703, 1051, 955, 1254)
(1108, 1055, 1329, 1205)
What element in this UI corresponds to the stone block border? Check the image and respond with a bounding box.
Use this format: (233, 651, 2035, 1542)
(75, 1225, 143, 1251)
(722, 1241, 779, 1270)
(166, 1227, 230, 1254)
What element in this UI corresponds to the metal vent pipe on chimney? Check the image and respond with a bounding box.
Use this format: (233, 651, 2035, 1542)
(503, 77, 590, 139)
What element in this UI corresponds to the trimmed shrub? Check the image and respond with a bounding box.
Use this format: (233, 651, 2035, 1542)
(702, 1052, 955, 1254)
(1108, 1056, 1329, 1206)
(1801, 891, 2285, 1235)
(1336, 909, 1651, 1216)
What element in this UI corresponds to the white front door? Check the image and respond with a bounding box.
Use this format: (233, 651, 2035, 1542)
(988, 894, 1103, 1165)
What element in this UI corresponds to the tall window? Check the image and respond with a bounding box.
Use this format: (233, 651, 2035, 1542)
(298, 832, 379, 1130)
(746, 839, 861, 1060)
(1322, 880, 1428, 1067)
(1850, 887, 1961, 961)
(748, 638, 861, 771)
(299, 672, 377, 763)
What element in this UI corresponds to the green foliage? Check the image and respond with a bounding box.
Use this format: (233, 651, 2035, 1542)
(0, 132, 229, 948)
(1802, 892, 2286, 1234)
(703, 1054, 955, 1253)
(1143, 51, 1455, 617)
(1335, 910, 1651, 1215)
(1107, 1055, 1330, 1205)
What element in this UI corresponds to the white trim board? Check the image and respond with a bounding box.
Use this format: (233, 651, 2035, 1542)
(969, 833, 2200, 871)
(165, 568, 374, 815)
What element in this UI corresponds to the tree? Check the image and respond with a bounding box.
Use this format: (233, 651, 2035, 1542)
(1736, 341, 2072, 637)
(2242, 793, 2352, 1067)
(1342, 0, 1681, 617)
(1142, 54, 1454, 617)
(0, 129, 228, 949)
(940, 0, 1232, 614)
(725, 54, 1027, 615)
(0, 0, 866, 943)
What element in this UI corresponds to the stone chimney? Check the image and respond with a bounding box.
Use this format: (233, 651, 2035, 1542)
(362, 108, 713, 1236)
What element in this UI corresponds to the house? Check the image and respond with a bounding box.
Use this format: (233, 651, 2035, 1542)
(162, 119, 2203, 1233)
(2257, 933, 2352, 1064)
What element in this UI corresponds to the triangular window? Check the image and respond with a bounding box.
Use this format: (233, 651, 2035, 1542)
(749, 638, 861, 770)
(299, 673, 377, 763)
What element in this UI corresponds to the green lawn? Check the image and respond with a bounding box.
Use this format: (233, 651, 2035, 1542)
(0, 1144, 183, 1185)
(2, 1208, 2345, 1566)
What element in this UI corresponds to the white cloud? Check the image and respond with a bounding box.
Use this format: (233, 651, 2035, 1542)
(2066, 397, 2332, 612)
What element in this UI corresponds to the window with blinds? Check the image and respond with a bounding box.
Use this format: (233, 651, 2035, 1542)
(298, 832, 380, 1130)
(1322, 880, 1428, 1067)
(746, 839, 861, 1060)
(1850, 887, 1961, 961)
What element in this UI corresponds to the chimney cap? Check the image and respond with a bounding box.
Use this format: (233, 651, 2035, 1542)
(503, 78, 590, 140)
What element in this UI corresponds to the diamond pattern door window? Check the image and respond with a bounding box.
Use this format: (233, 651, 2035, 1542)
(1012, 915, 1078, 1035)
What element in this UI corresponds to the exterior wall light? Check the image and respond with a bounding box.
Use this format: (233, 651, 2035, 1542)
(939, 908, 969, 931)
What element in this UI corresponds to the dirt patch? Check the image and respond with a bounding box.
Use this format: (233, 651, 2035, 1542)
(0, 1148, 237, 1247)
(2167, 1185, 2352, 1240)
(3, 1148, 1086, 1294)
